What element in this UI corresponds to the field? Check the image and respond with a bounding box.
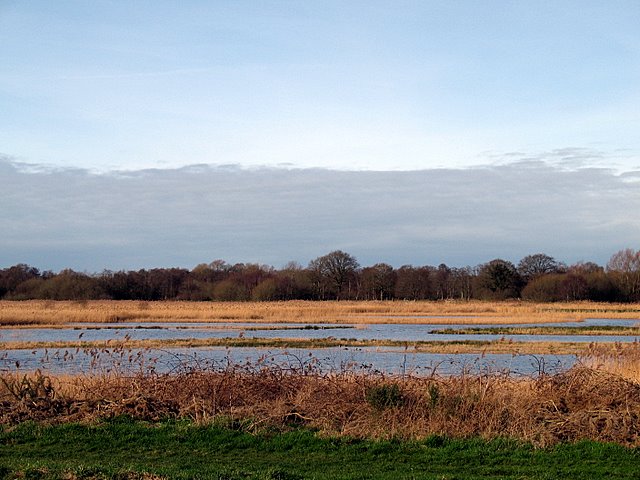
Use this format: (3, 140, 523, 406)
(2, 351, 640, 478)
(3, 300, 640, 326)
(2, 300, 640, 354)
(3, 420, 640, 479)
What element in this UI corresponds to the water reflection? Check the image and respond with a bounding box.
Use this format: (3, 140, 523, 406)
(1, 318, 639, 344)
(1, 317, 636, 376)
(0, 346, 575, 377)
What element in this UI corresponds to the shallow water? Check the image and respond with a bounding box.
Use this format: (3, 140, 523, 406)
(0, 346, 574, 377)
(1, 318, 636, 376)
(1, 318, 639, 344)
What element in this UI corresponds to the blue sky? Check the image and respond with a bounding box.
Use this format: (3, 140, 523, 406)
(1, 2, 639, 271)
(2, 1, 639, 171)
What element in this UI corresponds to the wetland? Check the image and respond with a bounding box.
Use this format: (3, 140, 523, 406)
(2, 300, 640, 376)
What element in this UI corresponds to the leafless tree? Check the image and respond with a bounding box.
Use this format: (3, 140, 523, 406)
(606, 248, 640, 301)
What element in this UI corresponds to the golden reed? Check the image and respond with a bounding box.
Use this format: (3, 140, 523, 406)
(1, 299, 640, 327)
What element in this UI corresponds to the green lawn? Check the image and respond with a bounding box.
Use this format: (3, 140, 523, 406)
(1, 418, 638, 479)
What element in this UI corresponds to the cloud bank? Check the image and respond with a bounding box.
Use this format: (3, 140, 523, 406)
(1, 157, 638, 271)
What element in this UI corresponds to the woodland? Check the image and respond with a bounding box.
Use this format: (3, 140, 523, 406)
(1, 249, 639, 303)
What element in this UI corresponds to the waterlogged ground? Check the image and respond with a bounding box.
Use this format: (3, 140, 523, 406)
(1, 345, 576, 377)
(2, 317, 639, 343)
(2, 317, 638, 376)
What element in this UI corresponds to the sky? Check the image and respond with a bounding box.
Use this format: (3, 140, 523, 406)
(1, 1, 640, 271)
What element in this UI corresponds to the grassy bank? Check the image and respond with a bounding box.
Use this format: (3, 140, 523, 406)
(3, 300, 640, 326)
(3, 351, 640, 446)
(2, 418, 639, 479)
(4, 343, 640, 479)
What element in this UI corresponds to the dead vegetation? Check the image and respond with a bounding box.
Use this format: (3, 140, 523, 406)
(3, 301, 640, 447)
(2, 299, 640, 327)
(0, 336, 596, 355)
(3, 352, 640, 447)
(579, 341, 640, 383)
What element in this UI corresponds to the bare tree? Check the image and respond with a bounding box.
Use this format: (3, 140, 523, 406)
(476, 259, 522, 300)
(394, 265, 433, 300)
(606, 248, 640, 301)
(361, 263, 396, 300)
(517, 253, 564, 282)
(308, 250, 359, 300)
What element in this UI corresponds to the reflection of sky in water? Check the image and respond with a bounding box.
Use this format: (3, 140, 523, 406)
(0, 346, 575, 377)
(0, 318, 637, 376)
(1, 318, 639, 344)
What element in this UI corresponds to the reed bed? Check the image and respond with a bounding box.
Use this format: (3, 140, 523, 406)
(579, 342, 640, 384)
(2, 300, 640, 327)
(2, 357, 640, 447)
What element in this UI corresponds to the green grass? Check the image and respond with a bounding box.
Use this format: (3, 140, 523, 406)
(1, 418, 639, 479)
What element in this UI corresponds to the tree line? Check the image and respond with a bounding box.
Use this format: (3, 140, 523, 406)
(1, 249, 640, 302)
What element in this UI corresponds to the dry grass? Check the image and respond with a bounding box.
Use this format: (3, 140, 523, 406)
(579, 342, 640, 384)
(2, 359, 640, 447)
(0, 337, 593, 355)
(2, 300, 640, 327)
(5, 301, 640, 448)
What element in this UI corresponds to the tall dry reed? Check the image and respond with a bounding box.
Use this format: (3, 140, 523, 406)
(2, 360, 640, 447)
(578, 341, 640, 383)
(2, 299, 640, 326)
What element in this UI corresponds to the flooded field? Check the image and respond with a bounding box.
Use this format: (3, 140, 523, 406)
(2, 316, 638, 376)
(1, 345, 575, 377)
(1, 317, 639, 344)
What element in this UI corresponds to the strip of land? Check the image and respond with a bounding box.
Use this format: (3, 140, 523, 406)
(2, 300, 640, 327)
(3, 359, 640, 477)
(1, 420, 638, 480)
(430, 325, 640, 336)
(0, 336, 597, 354)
